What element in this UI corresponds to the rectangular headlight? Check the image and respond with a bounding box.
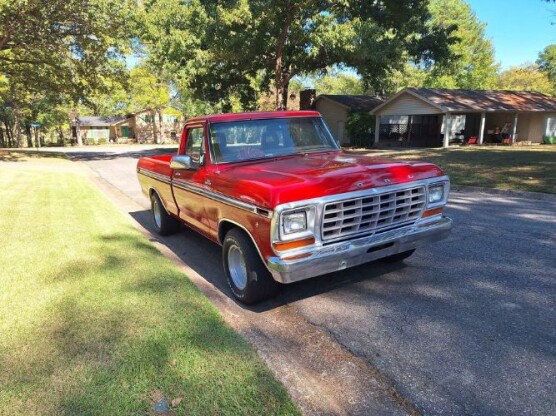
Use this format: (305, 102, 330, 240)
(282, 211, 307, 234)
(428, 183, 445, 204)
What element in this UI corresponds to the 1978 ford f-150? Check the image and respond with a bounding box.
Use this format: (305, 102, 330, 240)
(137, 111, 452, 303)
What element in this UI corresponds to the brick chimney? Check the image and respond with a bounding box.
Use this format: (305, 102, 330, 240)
(300, 89, 317, 110)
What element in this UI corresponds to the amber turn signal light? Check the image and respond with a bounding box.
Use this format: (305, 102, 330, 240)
(273, 237, 315, 251)
(422, 207, 443, 218)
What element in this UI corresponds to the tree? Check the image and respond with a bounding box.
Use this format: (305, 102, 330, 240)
(497, 64, 552, 95)
(537, 44, 556, 94)
(130, 65, 171, 144)
(141, 0, 454, 110)
(383, 0, 498, 93)
(313, 72, 364, 95)
(423, 0, 499, 89)
(0, 0, 136, 146)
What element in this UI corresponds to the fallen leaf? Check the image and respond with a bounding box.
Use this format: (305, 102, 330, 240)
(170, 397, 183, 408)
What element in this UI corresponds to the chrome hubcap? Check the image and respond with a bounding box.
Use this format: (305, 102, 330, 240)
(228, 244, 247, 290)
(153, 198, 162, 229)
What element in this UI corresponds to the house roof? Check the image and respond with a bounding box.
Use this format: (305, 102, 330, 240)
(316, 95, 384, 112)
(374, 88, 556, 114)
(80, 116, 126, 127)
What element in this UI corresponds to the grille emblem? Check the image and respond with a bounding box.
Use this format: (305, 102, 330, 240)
(384, 178, 392, 183)
(356, 182, 363, 188)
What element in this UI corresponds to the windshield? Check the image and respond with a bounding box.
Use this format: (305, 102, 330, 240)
(209, 117, 339, 164)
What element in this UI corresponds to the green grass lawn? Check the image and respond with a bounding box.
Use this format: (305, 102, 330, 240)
(0, 160, 299, 415)
(350, 146, 556, 194)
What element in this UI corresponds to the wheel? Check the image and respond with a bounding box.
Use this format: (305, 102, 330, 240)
(222, 228, 279, 304)
(150, 192, 180, 235)
(380, 249, 416, 263)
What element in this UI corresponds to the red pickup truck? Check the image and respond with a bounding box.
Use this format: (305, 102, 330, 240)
(137, 111, 452, 303)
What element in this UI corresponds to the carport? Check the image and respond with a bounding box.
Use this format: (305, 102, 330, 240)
(371, 88, 556, 148)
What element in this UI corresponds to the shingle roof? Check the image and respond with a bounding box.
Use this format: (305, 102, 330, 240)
(407, 88, 556, 112)
(79, 116, 126, 126)
(317, 95, 384, 112)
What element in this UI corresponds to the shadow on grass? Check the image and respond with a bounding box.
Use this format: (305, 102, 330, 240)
(3, 226, 297, 415)
(349, 147, 556, 193)
(0, 150, 68, 162)
(128, 210, 413, 313)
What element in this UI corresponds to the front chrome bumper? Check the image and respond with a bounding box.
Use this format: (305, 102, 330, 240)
(267, 216, 452, 284)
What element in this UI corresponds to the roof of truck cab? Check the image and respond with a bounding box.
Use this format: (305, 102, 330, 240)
(185, 110, 321, 124)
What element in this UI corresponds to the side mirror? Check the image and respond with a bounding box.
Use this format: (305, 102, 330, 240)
(170, 155, 192, 170)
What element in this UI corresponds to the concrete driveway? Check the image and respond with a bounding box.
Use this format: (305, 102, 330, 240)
(49, 146, 556, 415)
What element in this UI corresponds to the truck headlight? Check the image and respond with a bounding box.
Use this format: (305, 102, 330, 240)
(428, 183, 445, 204)
(282, 211, 307, 234)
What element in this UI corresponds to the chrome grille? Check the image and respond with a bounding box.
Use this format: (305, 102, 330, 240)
(321, 186, 426, 242)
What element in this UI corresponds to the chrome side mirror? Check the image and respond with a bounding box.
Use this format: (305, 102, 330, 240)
(170, 155, 192, 170)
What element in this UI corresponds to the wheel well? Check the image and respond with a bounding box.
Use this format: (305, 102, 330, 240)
(218, 220, 238, 245)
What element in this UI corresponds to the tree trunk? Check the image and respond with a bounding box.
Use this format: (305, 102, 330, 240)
(4, 120, 13, 147)
(274, 2, 295, 110)
(152, 112, 159, 144)
(57, 127, 65, 145)
(34, 127, 40, 148)
(25, 123, 33, 148)
(0, 126, 4, 147)
(157, 109, 163, 143)
(76, 123, 82, 146)
(14, 106, 22, 148)
(278, 74, 291, 110)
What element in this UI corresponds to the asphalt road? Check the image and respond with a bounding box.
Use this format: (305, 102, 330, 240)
(64, 146, 555, 415)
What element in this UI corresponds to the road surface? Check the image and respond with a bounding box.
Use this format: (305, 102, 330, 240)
(61, 146, 555, 415)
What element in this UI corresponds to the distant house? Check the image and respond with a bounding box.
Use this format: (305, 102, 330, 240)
(311, 94, 383, 146)
(79, 116, 126, 143)
(79, 108, 183, 144)
(371, 88, 556, 147)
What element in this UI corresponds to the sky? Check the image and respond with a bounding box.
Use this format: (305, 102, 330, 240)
(466, 0, 556, 69)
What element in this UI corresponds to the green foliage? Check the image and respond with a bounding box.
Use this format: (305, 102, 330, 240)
(497, 64, 553, 95)
(346, 111, 375, 148)
(314, 72, 364, 95)
(140, 0, 454, 109)
(130, 65, 170, 112)
(537, 44, 556, 94)
(0, 0, 136, 147)
(381, 0, 498, 93)
(424, 0, 499, 89)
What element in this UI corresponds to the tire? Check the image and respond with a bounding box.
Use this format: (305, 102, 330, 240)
(150, 192, 180, 236)
(222, 228, 279, 304)
(379, 249, 416, 263)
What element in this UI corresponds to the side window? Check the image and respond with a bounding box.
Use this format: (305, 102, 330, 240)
(185, 127, 205, 168)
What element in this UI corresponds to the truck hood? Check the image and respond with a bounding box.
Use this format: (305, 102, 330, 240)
(210, 152, 445, 208)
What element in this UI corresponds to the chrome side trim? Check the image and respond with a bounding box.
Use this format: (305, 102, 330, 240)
(138, 168, 171, 184)
(172, 179, 273, 218)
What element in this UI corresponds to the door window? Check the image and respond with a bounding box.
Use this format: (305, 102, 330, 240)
(185, 127, 205, 168)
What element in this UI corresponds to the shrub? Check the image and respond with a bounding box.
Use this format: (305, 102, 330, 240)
(346, 110, 375, 148)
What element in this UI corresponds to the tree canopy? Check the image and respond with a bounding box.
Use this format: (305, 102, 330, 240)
(497, 64, 553, 95)
(141, 0, 455, 109)
(537, 44, 556, 94)
(379, 0, 498, 94)
(0, 0, 136, 146)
